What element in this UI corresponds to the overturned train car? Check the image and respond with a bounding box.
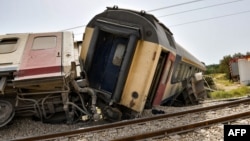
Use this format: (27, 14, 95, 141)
(0, 7, 206, 127)
(80, 7, 206, 116)
(0, 32, 81, 127)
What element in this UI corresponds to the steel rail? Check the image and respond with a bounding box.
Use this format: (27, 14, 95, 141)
(12, 97, 250, 141)
(112, 111, 250, 141)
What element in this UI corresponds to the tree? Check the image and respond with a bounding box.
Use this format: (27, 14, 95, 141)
(205, 64, 220, 74)
(232, 52, 244, 58)
(219, 55, 232, 79)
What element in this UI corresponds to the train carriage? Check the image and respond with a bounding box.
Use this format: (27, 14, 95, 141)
(80, 6, 206, 119)
(0, 7, 206, 127)
(0, 32, 78, 127)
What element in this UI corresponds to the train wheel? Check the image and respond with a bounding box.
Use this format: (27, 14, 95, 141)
(0, 100, 15, 127)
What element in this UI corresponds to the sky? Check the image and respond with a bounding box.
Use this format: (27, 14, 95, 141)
(1, 0, 250, 65)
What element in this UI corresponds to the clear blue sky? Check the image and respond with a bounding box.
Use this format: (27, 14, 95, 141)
(1, 0, 250, 65)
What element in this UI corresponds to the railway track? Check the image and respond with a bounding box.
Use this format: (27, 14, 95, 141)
(13, 97, 250, 141)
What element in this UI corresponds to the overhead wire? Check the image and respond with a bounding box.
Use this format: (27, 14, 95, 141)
(169, 10, 250, 27)
(61, 0, 206, 32)
(65, 0, 247, 35)
(158, 0, 244, 18)
(60, 25, 86, 31)
(147, 0, 205, 12)
(61, 25, 86, 31)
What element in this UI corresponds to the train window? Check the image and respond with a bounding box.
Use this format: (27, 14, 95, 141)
(183, 65, 189, 79)
(32, 36, 56, 50)
(187, 67, 191, 77)
(188, 66, 193, 77)
(177, 63, 184, 81)
(192, 69, 195, 76)
(166, 33, 175, 48)
(173, 64, 181, 81)
(112, 43, 126, 66)
(0, 38, 18, 54)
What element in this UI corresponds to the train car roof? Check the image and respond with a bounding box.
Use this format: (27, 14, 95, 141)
(86, 6, 176, 52)
(175, 43, 206, 71)
(87, 7, 205, 71)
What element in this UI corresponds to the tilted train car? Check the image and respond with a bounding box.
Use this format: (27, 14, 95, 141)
(0, 7, 206, 127)
(80, 7, 206, 120)
(0, 32, 79, 127)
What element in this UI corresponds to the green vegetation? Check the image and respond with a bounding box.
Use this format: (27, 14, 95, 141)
(204, 52, 250, 99)
(209, 86, 250, 99)
(205, 52, 250, 80)
(205, 73, 250, 99)
(212, 73, 233, 86)
(205, 64, 220, 74)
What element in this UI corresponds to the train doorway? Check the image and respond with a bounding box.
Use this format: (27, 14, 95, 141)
(88, 31, 129, 95)
(146, 52, 175, 108)
(83, 20, 139, 102)
(17, 32, 62, 78)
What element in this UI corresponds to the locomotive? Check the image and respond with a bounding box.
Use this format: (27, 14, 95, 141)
(0, 7, 206, 127)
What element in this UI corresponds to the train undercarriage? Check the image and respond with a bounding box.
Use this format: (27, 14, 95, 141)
(0, 71, 139, 127)
(0, 71, 206, 127)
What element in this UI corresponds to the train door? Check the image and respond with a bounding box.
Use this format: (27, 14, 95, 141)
(88, 31, 129, 95)
(17, 32, 62, 78)
(151, 52, 175, 106)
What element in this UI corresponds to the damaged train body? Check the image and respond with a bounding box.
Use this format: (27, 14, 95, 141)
(0, 7, 206, 127)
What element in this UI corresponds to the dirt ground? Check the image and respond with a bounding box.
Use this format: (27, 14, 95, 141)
(204, 73, 242, 92)
(215, 82, 241, 91)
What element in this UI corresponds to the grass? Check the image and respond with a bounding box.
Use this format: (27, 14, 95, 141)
(209, 86, 250, 99)
(207, 73, 250, 99)
(211, 73, 233, 86)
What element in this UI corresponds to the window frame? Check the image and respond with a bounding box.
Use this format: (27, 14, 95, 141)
(0, 38, 19, 54)
(32, 36, 57, 50)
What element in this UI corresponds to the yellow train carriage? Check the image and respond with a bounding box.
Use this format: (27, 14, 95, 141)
(80, 7, 184, 117)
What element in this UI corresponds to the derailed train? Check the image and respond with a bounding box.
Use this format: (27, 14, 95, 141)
(0, 7, 206, 127)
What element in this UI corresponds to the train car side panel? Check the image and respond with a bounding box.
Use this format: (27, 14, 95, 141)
(120, 40, 162, 112)
(0, 34, 29, 94)
(16, 32, 62, 79)
(80, 27, 94, 63)
(0, 34, 28, 72)
(62, 32, 75, 74)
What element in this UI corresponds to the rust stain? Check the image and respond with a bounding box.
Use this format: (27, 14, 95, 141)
(129, 99, 135, 107)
